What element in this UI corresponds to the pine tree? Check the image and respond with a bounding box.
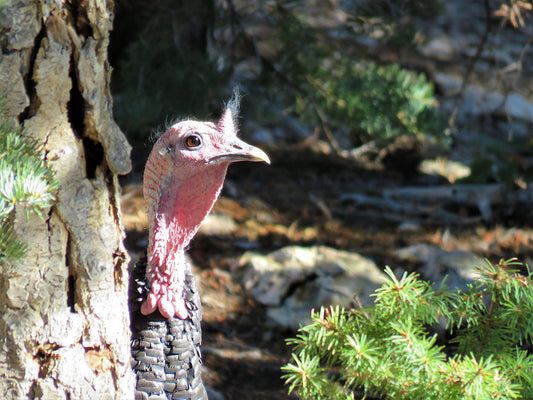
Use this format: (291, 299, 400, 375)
(0, 111, 57, 261)
(266, 3, 446, 148)
(283, 259, 533, 400)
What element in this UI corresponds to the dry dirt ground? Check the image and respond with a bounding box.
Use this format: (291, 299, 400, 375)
(121, 145, 533, 400)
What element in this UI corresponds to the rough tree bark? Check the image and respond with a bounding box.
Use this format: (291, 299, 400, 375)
(0, 1, 134, 398)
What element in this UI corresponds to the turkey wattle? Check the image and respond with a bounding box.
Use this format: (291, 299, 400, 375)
(130, 102, 270, 400)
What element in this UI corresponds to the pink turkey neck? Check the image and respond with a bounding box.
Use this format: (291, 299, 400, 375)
(156, 165, 228, 249)
(141, 163, 229, 319)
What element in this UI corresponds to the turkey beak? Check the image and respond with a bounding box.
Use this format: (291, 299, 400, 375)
(210, 139, 271, 164)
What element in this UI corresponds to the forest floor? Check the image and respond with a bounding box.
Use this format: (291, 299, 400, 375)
(121, 144, 533, 400)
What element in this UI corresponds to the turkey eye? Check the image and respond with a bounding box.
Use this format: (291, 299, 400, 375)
(184, 134, 202, 149)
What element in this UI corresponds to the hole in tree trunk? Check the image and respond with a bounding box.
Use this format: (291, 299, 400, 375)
(83, 137, 104, 179)
(17, 25, 46, 123)
(65, 54, 105, 179)
(67, 275, 76, 313)
(67, 54, 85, 138)
(66, 0, 94, 39)
(66, 237, 77, 313)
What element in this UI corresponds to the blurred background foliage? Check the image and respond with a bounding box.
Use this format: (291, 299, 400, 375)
(111, 0, 533, 186)
(110, 0, 449, 173)
(266, 4, 446, 146)
(111, 0, 228, 134)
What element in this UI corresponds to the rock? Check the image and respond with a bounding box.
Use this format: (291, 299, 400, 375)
(432, 73, 533, 125)
(419, 36, 457, 61)
(461, 86, 505, 117)
(501, 93, 533, 124)
(434, 72, 462, 95)
(235, 246, 388, 329)
(395, 244, 481, 291)
(397, 221, 421, 232)
(245, 108, 311, 144)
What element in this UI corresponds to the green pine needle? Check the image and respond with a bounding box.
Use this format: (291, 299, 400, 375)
(283, 259, 533, 400)
(0, 111, 57, 262)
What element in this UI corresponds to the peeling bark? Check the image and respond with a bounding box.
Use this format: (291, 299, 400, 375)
(0, 1, 133, 399)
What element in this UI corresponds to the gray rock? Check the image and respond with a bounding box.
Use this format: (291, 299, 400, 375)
(502, 93, 533, 124)
(236, 246, 388, 329)
(461, 86, 505, 117)
(432, 73, 533, 126)
(434, 72, 462, 95)
(395, 244, 482, 291)
(419, 36, 457, 61)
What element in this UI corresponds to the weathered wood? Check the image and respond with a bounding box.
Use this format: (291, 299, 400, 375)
(383, 184, 506, 221)
(0, 1, 133, 399)
(382, 184, 508, 207)
(342, 183, 533, 224)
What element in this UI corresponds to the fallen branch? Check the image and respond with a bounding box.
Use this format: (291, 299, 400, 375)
(341, 183, 532, 224)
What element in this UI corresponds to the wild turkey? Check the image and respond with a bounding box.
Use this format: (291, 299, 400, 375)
(130, 98, 270, 399)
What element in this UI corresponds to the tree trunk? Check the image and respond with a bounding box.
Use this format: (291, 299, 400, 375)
(0, 1, 133, 399)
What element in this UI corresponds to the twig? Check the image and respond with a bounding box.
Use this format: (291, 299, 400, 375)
(309, 193, 333, 219)
(348, 141, 379, 158)
(448, 0, 493, 131)
(313, 105, 342, 154)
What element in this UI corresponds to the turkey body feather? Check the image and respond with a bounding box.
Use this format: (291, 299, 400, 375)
(131, 257, 207, 400)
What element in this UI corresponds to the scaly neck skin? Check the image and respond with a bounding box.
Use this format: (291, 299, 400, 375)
(141, 164, 229, 318)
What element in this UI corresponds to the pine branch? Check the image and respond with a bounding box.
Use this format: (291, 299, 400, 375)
(0, 111, 57, 262)
(283, 259, 533, 399)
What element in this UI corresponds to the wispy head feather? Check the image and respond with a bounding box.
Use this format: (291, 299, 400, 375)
(225, 87, 242, 120)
